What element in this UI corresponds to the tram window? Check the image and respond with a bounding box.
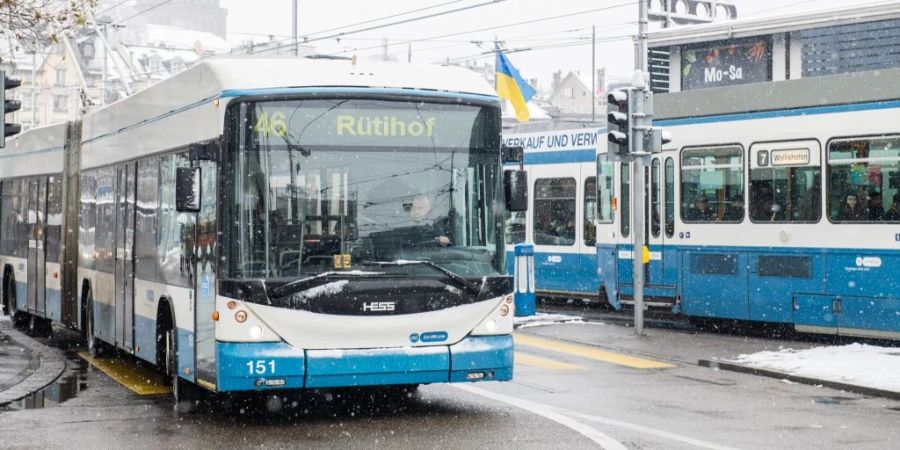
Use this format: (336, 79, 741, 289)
(79, 172, 97, 270)
(533, 178, 576, 246)
(135, 157, 160, 281)
(158, 153, 194, 287)
(750, 166, 820, 223)
(828, 136, 900, 223)
(505, 211, 526, 245)
(665, 158, 675, 237)
(620, 162, 630, 237)
(94, 167, 116, 273)
(584, 177, 597, 246)
(651, 160, 661, 238)
(45, 176, 62, 263)
(680, 146, 744, 223)
(597, 159, 614, 224)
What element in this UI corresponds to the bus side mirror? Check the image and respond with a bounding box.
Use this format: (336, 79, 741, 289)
(504, 170, 528, 212)
(176, 167, 201, 213)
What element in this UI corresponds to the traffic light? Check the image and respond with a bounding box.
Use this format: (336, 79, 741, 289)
(648, 127, 672, 154)
(1, 70, 22, 148)
(606, 89, 632, 158)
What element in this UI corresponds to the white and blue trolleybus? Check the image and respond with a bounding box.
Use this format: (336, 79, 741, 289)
(0, 57, 521, 402)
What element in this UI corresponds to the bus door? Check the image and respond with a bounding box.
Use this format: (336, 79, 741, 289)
(114, 164, 136, 351)
(193, 157, 218, 389)
(26, 177, 47, 316)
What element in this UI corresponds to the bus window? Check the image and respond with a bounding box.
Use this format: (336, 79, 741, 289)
(621, 162, 630, 237)
(681, 146, 744, 223)
(45, 176, 62, 263)
(94, 167, 117, 273)
(665, 158, 675, 237)
(651, 159, 660, 238)
(79, 172, 97, 270)
(828, 135, 900, 223)
(1, 179, 28, 258)
(135, 157, 160, 281)
(533, 178, 576, 246)
(584, 177, 597, 246)
(598, 158, 614, 224)
(750, 153, 820, 223)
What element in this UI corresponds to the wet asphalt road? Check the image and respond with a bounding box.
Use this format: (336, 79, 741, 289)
(2, 323, 900, 449)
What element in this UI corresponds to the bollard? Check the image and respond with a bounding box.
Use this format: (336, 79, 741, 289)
(513, 243, 536, 317)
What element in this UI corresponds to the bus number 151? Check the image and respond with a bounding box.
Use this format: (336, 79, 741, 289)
(246, 360, 276, 375)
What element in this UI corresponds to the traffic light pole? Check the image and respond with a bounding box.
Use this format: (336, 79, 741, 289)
(632, 0, 650, 335)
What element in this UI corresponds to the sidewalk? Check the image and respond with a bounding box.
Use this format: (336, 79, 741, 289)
(516, 313, 900, 400)
(0, 318, 68, 406)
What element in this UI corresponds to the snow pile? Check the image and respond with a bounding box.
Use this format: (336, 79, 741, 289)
(732, 343, 900, 392)
(514, 313, 586, 329)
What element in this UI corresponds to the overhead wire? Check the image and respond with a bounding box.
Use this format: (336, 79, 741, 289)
(245, 0, 508, 56)
(330, 1, 636, 56)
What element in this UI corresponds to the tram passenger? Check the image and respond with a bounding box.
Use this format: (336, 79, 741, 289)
(884, 194, 900, 221)
(689, 196, 715, 221)
(837, 192, 866, 221)
(868, 191, 885, 221)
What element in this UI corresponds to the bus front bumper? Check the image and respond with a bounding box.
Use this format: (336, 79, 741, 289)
(215, 334, 513, 392)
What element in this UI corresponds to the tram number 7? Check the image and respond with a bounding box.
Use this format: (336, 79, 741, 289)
(246, 360, 276, 375)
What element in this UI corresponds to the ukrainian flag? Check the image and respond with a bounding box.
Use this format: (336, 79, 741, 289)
(495, 51, 536, 123)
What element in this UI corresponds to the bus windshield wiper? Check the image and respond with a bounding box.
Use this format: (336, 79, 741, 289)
(268, 271, 384, 298)
(361, 260, 481, 296)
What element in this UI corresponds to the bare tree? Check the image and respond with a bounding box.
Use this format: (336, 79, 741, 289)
(0, 0, 98, 45)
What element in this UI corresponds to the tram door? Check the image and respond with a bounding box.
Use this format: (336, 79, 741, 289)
(114, 164, 136, 352)
(26, 178, 47, 316)
(646, 158, 664, 286)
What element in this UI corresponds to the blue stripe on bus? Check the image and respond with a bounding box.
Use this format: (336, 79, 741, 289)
(305, 345, 451, 388)
(134, 314, 157, 363)
(655, 99, 900, 127)
(217, 341, 305, 392)
(448, 334, 514, 383)
(44, 288, 61, 321)
(177, 328, 195, 383)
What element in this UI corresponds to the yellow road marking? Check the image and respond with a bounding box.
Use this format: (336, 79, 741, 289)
(78, 352, 172, 396)
(515, 351, 585, 371)
(514, 334, 675, 370)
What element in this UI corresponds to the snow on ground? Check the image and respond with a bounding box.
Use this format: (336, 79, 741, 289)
(731, 343, 900, 392)
(514, 312, 593, 329)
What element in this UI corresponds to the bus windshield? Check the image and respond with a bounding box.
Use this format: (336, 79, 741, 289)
(225, 97, 503, 280)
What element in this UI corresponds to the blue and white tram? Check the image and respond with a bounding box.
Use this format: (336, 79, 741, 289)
(1, 57, 520, 401)
(599, 67, 900, 340)
(502, 126, 607, 302)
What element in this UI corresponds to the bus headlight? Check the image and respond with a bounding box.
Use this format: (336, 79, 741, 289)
(249, 325, 263, 339)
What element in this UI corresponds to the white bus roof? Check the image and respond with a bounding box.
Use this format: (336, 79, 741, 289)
(648, 1, 900, 47)
(0, 122, 66, 178)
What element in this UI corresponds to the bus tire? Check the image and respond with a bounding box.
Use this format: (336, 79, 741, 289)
(166, 326, 200, 413)
(5, 273, 29, 329)
(85, 293, 111, 358)
(30, 316, 53, 338)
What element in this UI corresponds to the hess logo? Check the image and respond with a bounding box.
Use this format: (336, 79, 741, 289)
(361, 301, 396, 312)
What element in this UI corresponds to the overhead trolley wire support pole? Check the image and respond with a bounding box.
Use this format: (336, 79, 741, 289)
(631, 0, 651, 335)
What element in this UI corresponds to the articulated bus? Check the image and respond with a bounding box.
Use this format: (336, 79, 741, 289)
(598, 67, 900, 340)
(0, 57, 520, 403)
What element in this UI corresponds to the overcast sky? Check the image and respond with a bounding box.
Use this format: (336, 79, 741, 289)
(219, 0, 896, 91)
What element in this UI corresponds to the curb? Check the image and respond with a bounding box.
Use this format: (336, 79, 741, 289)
(0, 320, 68, 407)
(699, 359, 900, 401)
